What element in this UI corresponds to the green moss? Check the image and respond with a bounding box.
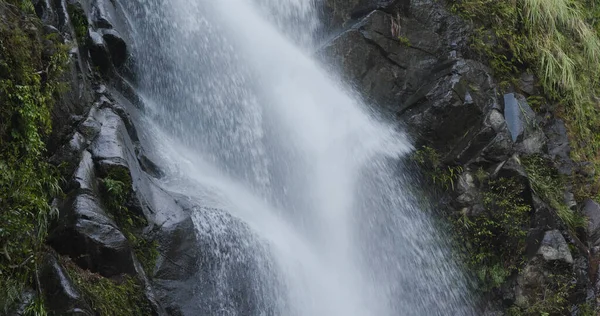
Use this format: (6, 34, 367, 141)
(412, 146, 463, 190)
(397, 36, 411, 47)
(67, 3, 88, 44)
(523, 155, 586, 230)
(100, 173, 157, 276)
(0, 1, 68, 313)
(507, 262, 575, 316)
(455, 177, 531, 290)
(61, 258, 153, 316)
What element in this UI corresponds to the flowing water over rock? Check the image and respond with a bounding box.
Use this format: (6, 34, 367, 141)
(119, 0, 476, 315)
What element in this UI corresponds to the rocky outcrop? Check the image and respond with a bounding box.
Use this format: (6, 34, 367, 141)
(320, 0, 594, 313)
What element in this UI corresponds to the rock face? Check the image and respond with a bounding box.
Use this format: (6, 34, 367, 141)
(26, 0, 595, 314)
(321, 0, 590, 313)
(39, 253, 93, 315)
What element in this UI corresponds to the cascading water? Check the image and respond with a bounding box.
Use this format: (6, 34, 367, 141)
(119, 0, 477, 315)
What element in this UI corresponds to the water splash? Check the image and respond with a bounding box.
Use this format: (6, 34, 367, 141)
(120, 0, 476, 314)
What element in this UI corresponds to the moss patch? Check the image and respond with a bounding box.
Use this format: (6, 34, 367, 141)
(455, 177, 531, 290)
(508, 261, 575, 316)
(412, 146, 463, 190)
(61, 257, 153, 316)
(66, 3, 88, 45)
(523, 155, 586, 230)
(99, 171, 158, 276)
(0, 0, 68, 313)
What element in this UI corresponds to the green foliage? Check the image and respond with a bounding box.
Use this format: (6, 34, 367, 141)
(0, 1, 68, 313)
(66, 3, 88, 44)
(522, 155, 586, 230)
(577, 303, 599, 316)
(507, 263, 575, 316)
(397, 36, 411, 47)
(100, 172, 157, 275)
(24, 295, 47, 316)
(449, 0, 600, 199)
(413, 146, 463, 190)
(455, 178, 531, 290)
(62, 258, 153, 316)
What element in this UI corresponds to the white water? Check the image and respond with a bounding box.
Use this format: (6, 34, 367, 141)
(120, 0, 476, 315)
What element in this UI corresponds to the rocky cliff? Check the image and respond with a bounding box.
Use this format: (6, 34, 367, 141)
(319, 0, 600, 314)
(1, 0, 599, 315)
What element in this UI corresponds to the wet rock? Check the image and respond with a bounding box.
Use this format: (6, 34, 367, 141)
(138, 152, 165, 179)
(90, 108, 133, 170)
(91, 0, 119, 29)
(88, 29, 112, 71)
(323, 0, 401, 27)
(68, 150, 98, 194)
(33, 0, 57, 25)
(154, 216, 200, 280)
(39, 253, 93, 315)
(583, 199, 600, 246)
(100, 28, 128, 67)
(77, 110, 102, 141)
(537, 230, 573, 264)
(49, 192, 136, 277)
(49, 132, 88, 177)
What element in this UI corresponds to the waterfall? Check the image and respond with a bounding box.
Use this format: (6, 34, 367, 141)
(119, 0, 476, 315)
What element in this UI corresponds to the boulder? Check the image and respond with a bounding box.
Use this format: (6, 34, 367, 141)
(49, 131, 89, 177)
(583, 199, 600, 246)
(537, 230, 573, 264)
(100, 28, 128, 67)
(39, 253, 93, 315)
(154, 216, 200, 281)
(88, 29, 112, 71)
(91, 0, 119, 29)
(544, 118, 574, 176)
(49, 193, 137, 277)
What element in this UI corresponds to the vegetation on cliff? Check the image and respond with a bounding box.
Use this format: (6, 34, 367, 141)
(0, 0, 68, 312)
(449, 0, 600, 200)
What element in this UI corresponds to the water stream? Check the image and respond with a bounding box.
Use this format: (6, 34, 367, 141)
(119, 0, 476, 315)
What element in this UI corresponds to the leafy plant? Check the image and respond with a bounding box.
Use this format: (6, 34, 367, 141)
(455, 178, 531, 290)
(0, 1, 68, 312)
(523, 154, 586, 230)
(413, 146, 464, 190)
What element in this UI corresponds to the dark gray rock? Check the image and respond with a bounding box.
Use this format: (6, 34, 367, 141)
(537, 230, 573, 264)
(49, 192, 136, 277)
(39, 253, 93, 315)
(89, 107, 134, 171)
(100, 28, 128, 67)
(91, 0, 119, 29)
(323, 0, 403, 28)
(518, 72, 537, 96)
(68, 150, 98, 194)
(88, 29, 112, 71)
(544, 118, 574, 176)
(33, 0, 58, 26)
(154, 216, 200, 280)
(49, 131, 88, 177)
(583, 199, 600, 246)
